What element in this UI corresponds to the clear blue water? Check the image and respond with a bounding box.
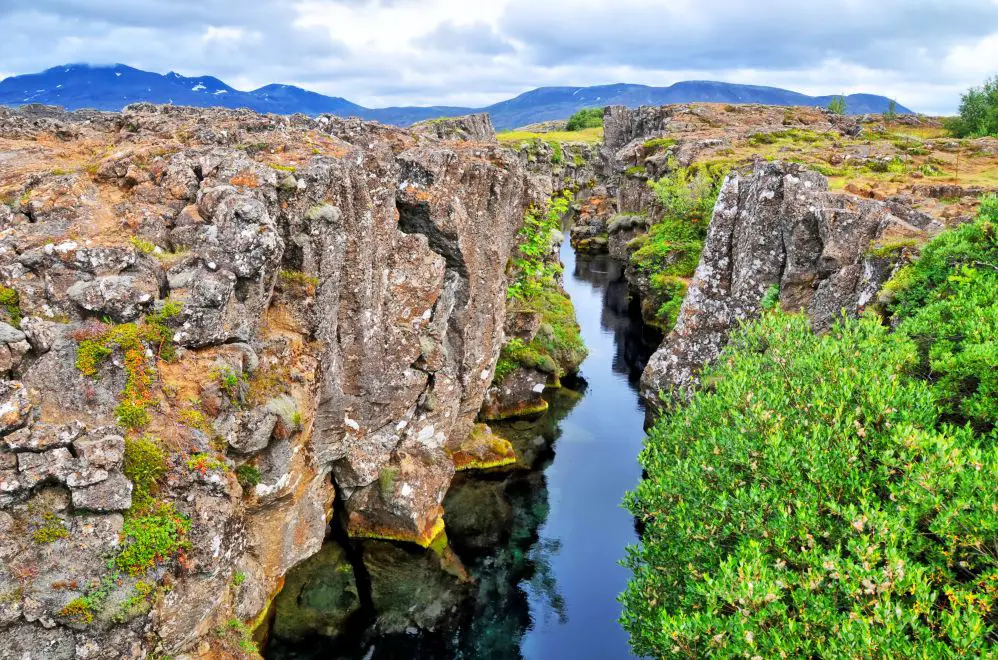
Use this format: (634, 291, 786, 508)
(519, 239, 658, 659)
(264, 237, 660, 659)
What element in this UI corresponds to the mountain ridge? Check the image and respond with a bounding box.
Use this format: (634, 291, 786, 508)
(0, 63, 914, 130)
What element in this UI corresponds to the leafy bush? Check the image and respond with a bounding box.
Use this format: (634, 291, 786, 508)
(827, 95, 848, 115)
(630, 163, 727, 331)
(944, 76, 998, 138)
(565, 107, 603, 131)
(235, 464, 261, 489)
(888, 197, 998, 429)
(624, 312, 997, 657)
(507, 192, 570, 301)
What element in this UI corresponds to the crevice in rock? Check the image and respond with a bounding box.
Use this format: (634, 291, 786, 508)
(396, 199, 468, 281)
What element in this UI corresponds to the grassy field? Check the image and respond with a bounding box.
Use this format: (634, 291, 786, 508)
(497, 127, 604, 145)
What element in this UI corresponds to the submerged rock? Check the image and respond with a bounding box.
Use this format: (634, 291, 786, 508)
(269, 542, 360, 642)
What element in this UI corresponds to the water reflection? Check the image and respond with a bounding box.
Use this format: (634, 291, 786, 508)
(264, 243, 660, 659)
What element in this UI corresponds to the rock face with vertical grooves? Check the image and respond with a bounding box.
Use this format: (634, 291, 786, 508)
(0, 104, 529, 656)
(639, 161, 940, 407)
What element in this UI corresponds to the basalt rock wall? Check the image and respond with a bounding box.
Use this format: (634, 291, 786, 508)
(0, 104, 530, 657)
(639, 161, 941, 406)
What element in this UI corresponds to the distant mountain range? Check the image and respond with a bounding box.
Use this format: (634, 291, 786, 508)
(0, 64, 913, 130)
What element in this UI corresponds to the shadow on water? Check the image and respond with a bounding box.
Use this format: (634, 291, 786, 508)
(264, 236, 661, 660)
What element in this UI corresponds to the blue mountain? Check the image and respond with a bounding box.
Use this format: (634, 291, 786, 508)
(0, 64, 912, 130)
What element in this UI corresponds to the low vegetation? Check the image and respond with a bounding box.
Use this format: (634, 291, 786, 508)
(630, 162, 728, 330)
(496, 192, 586, 383)
(497, 128, 603, 147)
(74, 302, 181, 430)
(623, 198, 998, 657)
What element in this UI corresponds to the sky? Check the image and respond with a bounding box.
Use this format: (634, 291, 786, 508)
(1, 0, 997, 114)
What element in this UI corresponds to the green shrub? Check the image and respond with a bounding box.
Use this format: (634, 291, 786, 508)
(186, 452, 227, 475)
(130, 236, 156, 254)
(944, 76, 998, 138)
(491, 356, 518, 385)
(115, 502, 191, 577)
(649, 274, 688, 331)
(884, 99, 898, 121)
(565, 107, 603, 131)
(116, 401, 151, 431)
(549, 140, 564, 165)
(624, 312, 997, 657)
(507, 192, 570, 301)
(888, 198, 998, 429)
(235, 464, 261, 489)
(828, 95, 848, 115)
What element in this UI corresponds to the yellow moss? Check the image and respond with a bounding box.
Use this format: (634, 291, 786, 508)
(348, 515, 446, 549)
(480, 398, 549, 422)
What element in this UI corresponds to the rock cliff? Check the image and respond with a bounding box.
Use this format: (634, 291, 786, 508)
(0, 104, 530, 657)
(639, 161, 941, 405)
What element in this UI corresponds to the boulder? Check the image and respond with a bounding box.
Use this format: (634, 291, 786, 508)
(70, 473, 132, 512)
(640, 161, 933, 406)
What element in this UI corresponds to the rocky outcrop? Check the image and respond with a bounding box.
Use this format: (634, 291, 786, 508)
(640, 161, 940, 405)
(0, 105, 530, 656)
(410, 113, 497, 143)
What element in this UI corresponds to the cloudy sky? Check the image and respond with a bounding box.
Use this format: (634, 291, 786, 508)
(1, 0, 996, 114)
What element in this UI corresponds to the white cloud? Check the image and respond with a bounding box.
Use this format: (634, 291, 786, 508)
(0, 0, 995, 113)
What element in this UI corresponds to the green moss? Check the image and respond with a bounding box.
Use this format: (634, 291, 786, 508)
(0, 286, 22, 326)
(59, 597, 95, 625)
(124, 435, 167, 512)
(625, 165, 647, 177)
(866, 238, 921, 258)
(268, 163, 297, 173)
(32, 511, 69, 544)
(114, 581, 155, 622)
(130, 236, 156, 254)
(378, 467, 399, 501)
(642, 137, 676, 151)
(73, 318, 177, 430)
(277, 269, 319, 297)
(75, 339, 113, 377)
(748, 128, 825, 146)
(216, 618, 259, 656)
(503, 284, 587, 379)
(232, 571, 247, 586)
